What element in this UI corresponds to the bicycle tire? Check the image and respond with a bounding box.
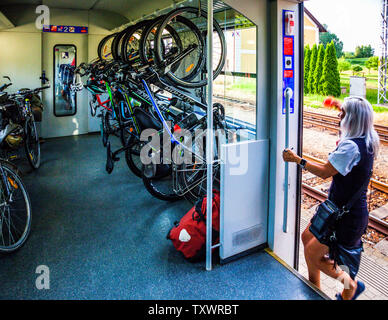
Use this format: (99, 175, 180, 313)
(98, 33, 116, 61)
(139, 15, 185, 75)
(0, 162, 32, 253)
(100, 110, 108, 147)
(111, 28, 130, 61)
(154, 7, 226, 88)
(120, 20, 151, 65)
(174, 105, 226, 202)
(24, 118, 41, 169)
(124, 138, 143, 178)
(142, 164, 182, 202)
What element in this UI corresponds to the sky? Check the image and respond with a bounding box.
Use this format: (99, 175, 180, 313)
(304, 0, 381, 54)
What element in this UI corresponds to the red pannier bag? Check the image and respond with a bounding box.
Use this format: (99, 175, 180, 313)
(167, 190, 220, 262)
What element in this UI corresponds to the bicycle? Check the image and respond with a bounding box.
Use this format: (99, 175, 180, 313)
(0, 77, 50, 169)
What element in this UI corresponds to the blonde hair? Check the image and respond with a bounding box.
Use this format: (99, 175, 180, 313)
(340, 96, 380, 158)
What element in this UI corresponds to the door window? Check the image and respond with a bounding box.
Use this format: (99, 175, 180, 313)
(53, 45, 77, 116)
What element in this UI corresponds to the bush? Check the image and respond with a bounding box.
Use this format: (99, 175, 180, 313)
(338, 57, 351, 73)
(304, 45, 311, 93)
(320, 41, 341, 97)
(307, 44, 318, 94)
(352, 64, 363, 75)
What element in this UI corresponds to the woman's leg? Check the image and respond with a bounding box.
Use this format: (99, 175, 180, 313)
(301, 223, 314, 246)
(302, 224, 321, 288)
(305, 237, 357, 300)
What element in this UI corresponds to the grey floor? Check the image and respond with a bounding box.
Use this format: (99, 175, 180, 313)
(0, 134, 322, 300)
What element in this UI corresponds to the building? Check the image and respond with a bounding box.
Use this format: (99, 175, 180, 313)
(304, 7, 327, 47)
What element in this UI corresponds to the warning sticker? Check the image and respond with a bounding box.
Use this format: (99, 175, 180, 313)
(284, 37, 293, 56)
(284, 70, 293, 78)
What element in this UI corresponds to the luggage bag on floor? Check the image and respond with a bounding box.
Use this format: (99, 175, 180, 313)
(167, 190, 220, 262)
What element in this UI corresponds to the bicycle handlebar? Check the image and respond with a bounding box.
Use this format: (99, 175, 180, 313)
(0, 83, 12, 92)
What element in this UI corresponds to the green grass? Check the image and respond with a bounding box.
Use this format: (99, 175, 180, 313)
(345, 57, 369, 66)
(373, 105, 388, 113)
(229, 78, 256, 95)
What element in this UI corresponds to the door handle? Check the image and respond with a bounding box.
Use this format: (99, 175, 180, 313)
(283, 87, 293, 233)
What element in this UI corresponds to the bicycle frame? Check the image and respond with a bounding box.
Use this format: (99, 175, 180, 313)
(141, 79, 206, 164)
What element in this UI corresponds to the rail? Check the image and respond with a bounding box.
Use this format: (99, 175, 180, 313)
(304, 111, 388, 146)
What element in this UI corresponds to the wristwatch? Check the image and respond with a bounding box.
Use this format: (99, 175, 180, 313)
(299, 158, 307, 169)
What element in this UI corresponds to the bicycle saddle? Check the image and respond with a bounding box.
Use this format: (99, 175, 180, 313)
(133, 107, 162, 131)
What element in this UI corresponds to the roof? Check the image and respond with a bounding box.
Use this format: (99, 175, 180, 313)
(304, 7, 327, 33)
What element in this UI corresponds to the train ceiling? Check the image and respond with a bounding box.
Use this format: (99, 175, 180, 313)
(0, 0, 184, 29)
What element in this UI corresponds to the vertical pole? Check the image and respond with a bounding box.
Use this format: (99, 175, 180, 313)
(379, 0, 388, 104)
(283, 88, 292, 233)
(206, 0, 214, 271)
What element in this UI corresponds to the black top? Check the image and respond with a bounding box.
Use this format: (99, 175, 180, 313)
(328, 138, 374, 246)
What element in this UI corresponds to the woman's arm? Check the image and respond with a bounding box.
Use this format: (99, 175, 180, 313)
(282, 149, 338, 179)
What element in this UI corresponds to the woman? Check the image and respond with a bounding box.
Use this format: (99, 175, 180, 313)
(283, 96, 380, 300)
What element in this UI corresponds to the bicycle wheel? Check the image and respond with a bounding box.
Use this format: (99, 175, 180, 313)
(104, 108, 120, 138)
(98, 33, 116, 61)
(174, 106, 226, 203)
(139, 15, 184, 73)
(24, 118, 41, 169)
(120, 20, 151, 65)
(111, 28, 129, 61)
(125, 138, 143, 178)
(154, 7, 226, 88)
(0, 162, 32, 253)
(100, 109, 109, 147)
(142, 163, 182, 202)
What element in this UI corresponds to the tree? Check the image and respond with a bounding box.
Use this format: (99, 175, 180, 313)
(320, 41, 341, 97)
(344, 52, 355, 59)
(355, 45, 375, 58)
(307, 44, 318, 93)
(313, 44, 325, 94)
(319, 25, 344, 58)
(365, 56, 379, 73)
(304, 45, 311, 93)
(338, 57, 351, 73)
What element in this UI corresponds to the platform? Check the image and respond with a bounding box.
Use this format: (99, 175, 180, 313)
(0, 134, 324, 300)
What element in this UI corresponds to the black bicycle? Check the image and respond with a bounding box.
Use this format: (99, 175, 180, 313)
(0, 77, 50, 169)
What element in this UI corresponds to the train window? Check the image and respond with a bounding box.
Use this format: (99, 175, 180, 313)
(53, 45, 77, 117)
(214, 9, 257, 137)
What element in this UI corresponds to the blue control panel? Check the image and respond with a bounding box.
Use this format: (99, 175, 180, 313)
(282, 10, 295, 114)
(43, 25, 88, 34)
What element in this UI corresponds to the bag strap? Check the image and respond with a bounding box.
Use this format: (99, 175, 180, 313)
(192, 191, 218, 223)
(340, 169, 372, 216)
(193, 198, 206, 223)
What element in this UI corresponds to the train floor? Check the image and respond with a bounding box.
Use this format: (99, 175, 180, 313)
(0, 134, 324, 300)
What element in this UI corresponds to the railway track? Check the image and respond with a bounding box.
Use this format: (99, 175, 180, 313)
(303, 153, 388, 194)
(301, 153, 388, 235)
(304, 111, 388, 146)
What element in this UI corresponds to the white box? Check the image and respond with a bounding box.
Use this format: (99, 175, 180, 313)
(349, 76, 366, 98)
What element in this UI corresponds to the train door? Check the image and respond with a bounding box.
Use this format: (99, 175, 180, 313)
(41, 32, 88, 138)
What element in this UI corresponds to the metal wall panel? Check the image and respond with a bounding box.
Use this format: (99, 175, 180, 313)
(220, 139, 269, 259)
